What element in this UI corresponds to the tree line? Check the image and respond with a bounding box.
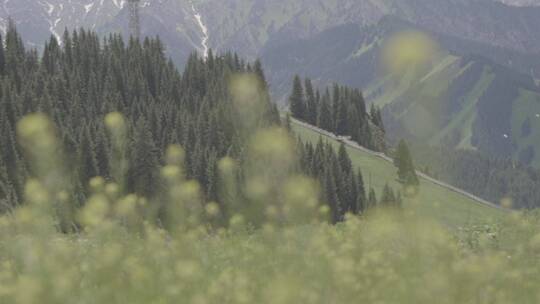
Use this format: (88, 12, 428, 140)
(0, 23, 403, 223)
(289, 75, 385, 151)
(297, 139, 402, 222)
(0, 21, 281, 213)
(411, 143, 540, 209)
(288, 75, 419, 194)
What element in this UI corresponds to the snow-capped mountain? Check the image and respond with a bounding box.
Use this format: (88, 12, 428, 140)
(0, 0, 126, 46)
(0, 0, 209, 64)
(1, 0, 540, 67)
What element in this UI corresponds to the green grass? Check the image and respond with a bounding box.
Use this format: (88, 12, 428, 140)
(434, 66, 495, 149)
(1, 113, 536, 304)
(292, 121, 506, 227)
(368, 54, 540, 166)
(511, 88, 540, 167)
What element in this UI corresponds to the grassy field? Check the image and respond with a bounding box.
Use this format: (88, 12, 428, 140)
(292, 121, 506, 227)
(1, 114, 538, 304)
(511, 88, 540, 167)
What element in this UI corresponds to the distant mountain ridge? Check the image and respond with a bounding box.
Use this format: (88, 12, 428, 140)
(2, 0, 540, 165)
(261, 18, 540, 166)
(0, 0, 206, 64)
(1, 0, 539, 67)
(497, 0, 540, 6)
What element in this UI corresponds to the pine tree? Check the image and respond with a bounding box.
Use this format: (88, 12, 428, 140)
(127, 118, 161, 197)
(77, 127, 99, 187)
(356, 169, 366, 213)
(336, 96, 348, 135)
(0, 33, 5, 75)
(289, 75, 306, 120)
(338, 144, 352, 174)
(304, 78, 317, 125)
(324, 167, 341, 223)
(348, 173, 358, 214)
(368, 188, 377, 209)
(379, 184, 396, 207)
(395, 140, 419, 188)
(317, 95, 333, 131)
(331, 84, 340, 132)
(370, 104, 385, 132)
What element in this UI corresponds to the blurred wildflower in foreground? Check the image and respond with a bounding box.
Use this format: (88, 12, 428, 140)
(17, 114, 74, 231)
(229, 73, 269, 138)
(105, 112, 129, 192)
(244, 127, 325, 227)
(1, 112, 540, 304)
(380, 30, 445, 141)
(382, 30, 439, 75)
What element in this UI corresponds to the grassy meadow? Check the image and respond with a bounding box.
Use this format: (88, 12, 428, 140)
(0, 113, 538, 304)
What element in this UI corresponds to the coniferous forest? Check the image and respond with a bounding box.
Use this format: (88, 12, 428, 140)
(289, 75, 386, 152)
(0, 23, 281, 212)
(0, 23, 400, 223)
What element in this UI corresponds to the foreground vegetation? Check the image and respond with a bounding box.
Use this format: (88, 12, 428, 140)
(0, 110, 536, 304)
(0, 167, 538, 303)
(2, 208, 540, 304)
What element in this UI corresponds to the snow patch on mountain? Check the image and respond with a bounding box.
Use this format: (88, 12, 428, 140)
(85, 3, 94, 13)
(49, 18, 62, 42)
(112, 0, 126, 9)
(44, 2, 55, 15)
(0, 0, 132, 43)
(191, 2, 209, 59)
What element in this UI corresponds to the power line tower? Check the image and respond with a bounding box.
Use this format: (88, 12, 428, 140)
(128, 0, 141, 39)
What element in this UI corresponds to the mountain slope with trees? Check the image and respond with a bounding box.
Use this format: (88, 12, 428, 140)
(264, 17, 540, 209)
(2, 0, 539, 73)
(263, 18, 540, 167)
(0, 24, 397, 223)
(291, 120, 505, 226)
(289, 76, 386, 152)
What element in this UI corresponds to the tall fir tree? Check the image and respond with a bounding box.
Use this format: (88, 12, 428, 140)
(394, 139, 419, 188)
(368, 188, 377, 209)
(289, 75, 306, 120)
(304, 78, 317, 125)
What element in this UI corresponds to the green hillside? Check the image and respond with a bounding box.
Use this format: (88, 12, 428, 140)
(263, 18, 540, 166)
(292, 121, 506, 227)
(511, 89, 540, 167)
(374, 55, 540, 167)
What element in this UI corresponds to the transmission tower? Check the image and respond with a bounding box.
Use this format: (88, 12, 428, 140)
(128, 0, 141, 39)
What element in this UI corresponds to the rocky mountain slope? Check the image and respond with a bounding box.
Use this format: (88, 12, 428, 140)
(1, 0, 539, 65)
(199, 0, 540, 59)
(0, 0, 207, 64)
(0, 0, 125, 46)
